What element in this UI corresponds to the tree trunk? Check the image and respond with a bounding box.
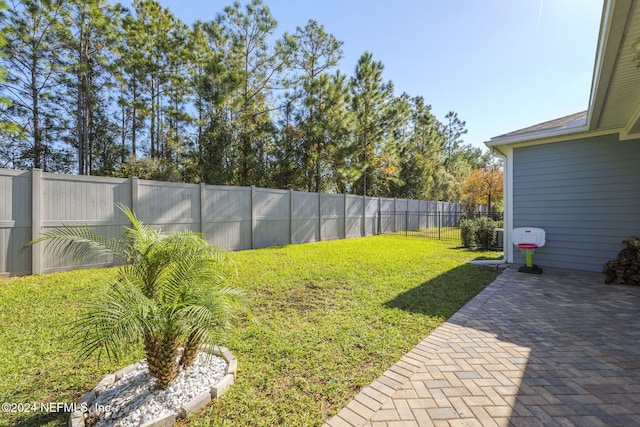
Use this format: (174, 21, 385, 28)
(31, 55, 41, 170)
(144, 331, 180, 390)
(150, 76, 156, 159)
(76, 11, 90, 176)
(131, 76, 138, 159)
(120, 84, 126, 163)
(179, 330, 200, 368)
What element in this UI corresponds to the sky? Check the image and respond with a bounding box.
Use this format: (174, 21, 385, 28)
(137, 0, 605, 151)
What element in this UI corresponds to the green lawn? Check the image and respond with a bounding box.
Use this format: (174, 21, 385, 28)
(389, 226, 462, 240)
(0, 235, 501, 427)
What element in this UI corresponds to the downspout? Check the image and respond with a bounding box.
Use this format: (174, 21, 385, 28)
(468, 146, 509, 267)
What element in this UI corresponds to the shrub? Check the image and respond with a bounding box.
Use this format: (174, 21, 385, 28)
(460, 218, 477, 248)
(28, 204, 248, 390)
(460, 216, 497, 250)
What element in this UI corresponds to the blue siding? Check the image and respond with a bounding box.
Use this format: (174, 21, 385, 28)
(512, 133, 640, 273)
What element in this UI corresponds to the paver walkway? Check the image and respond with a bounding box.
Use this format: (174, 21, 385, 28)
(323, 267, 640, 427)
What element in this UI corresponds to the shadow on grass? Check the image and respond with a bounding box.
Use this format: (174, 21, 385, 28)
(384, 263, 499, 317)
(470, 250, 504, 261)
(8, 411, 66, 427)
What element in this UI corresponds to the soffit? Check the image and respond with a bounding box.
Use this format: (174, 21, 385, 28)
(590, 0, 640, 137)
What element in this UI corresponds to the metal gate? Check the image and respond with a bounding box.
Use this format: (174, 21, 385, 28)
(378, 211, 503, 243)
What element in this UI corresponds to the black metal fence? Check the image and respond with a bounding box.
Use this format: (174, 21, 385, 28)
(378, 211, 503, 243)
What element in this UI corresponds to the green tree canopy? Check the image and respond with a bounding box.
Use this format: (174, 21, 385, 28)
(0, 0, 491, 205)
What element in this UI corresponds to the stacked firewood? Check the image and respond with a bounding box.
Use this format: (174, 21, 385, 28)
(604, 237, 640, 285)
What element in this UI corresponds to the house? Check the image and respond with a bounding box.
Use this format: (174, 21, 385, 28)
(486, 0, 640, 274)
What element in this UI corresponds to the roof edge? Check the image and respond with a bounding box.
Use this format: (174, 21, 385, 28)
(586, 0, 633, 131)
(485, 124, 589, 147)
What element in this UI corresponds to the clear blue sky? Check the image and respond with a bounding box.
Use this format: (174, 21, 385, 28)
(143, 0, 604, 151)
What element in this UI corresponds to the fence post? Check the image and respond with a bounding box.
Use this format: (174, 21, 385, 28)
(250, 185, 255, 249)
(438, 204, 442, 240)
(31, 169, 42, 275)
(318, 192, 322, 242)
(342, 193, 347, 239)
(393, 198, 397, 233)
(289, 189, 293, 245)
(377, 197, 381, 235)
(200, 182, 206, 234)
(361, 195, 365, 237)
(405, 210, 408, 237)
(131, 176, 139, 213)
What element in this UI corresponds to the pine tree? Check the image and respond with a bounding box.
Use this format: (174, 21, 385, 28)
(188, 19, 238, 184)
(349, 52, 397, 196)
(219, 0, 290, 186)
(60, 0, 121, 175)
(272, 98, 303, 189)
(394, 96, 443, 199)
(310, 71, 353, 193)
(442, 111, 468, 175)
(0, 0, 24, 168)
(1, 0, 73, 171)
(287, 19, 344, 192)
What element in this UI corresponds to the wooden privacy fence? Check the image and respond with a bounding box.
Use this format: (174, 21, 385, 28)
(0, 168, 466, 276)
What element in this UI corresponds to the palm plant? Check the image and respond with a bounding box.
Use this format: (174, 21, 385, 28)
(28, 204, 247, 389)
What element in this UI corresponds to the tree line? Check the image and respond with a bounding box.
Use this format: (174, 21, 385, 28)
(0, 0, 498, 202)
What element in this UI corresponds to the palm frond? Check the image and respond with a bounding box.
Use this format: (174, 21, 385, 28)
(71, 279, 154, 361)
(25, 224, 126, 263)
(161, 258, 226, 301)
(34, 203, 252, 386)
(181, 285, 250, 325)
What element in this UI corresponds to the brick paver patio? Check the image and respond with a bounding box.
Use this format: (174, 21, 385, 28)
(324, 267, 640, 427)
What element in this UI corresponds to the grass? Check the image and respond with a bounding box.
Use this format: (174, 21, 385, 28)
(389, 226, 462, 240)
(0, 235, 501, 427)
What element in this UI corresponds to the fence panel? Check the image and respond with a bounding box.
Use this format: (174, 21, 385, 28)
(254, 188, 290, 248)
(0, 167, 478, 276)
(137, 180, 200, 233)
(418, 200, 429, 229)
(407, 199, 420, 212)
(345, 195, 363, 238)
(364, 197, 379, 236)
(203, 185, 251, 250)
(379, 198, 395, 233)
(0, 170, 32, 276)
(397, 199, 410, 211)
(320, 194, 344, 240)
(292, 191, 319, 244)
(395, 199, 409, 231)
(41, 173, 130, 273)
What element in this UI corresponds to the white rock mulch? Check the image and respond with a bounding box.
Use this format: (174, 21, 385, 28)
(89, 352, 228, 427)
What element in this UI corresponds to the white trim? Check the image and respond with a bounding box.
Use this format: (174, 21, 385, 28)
(504, 147, 514, 264)
(486, 127, 621, 150)
(620, 131, 640, 141)
(487, 149, 510, 265)
(587, 0, 618, 130)
(621, 102, 640, 140)
(486, 125, 589, 147)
